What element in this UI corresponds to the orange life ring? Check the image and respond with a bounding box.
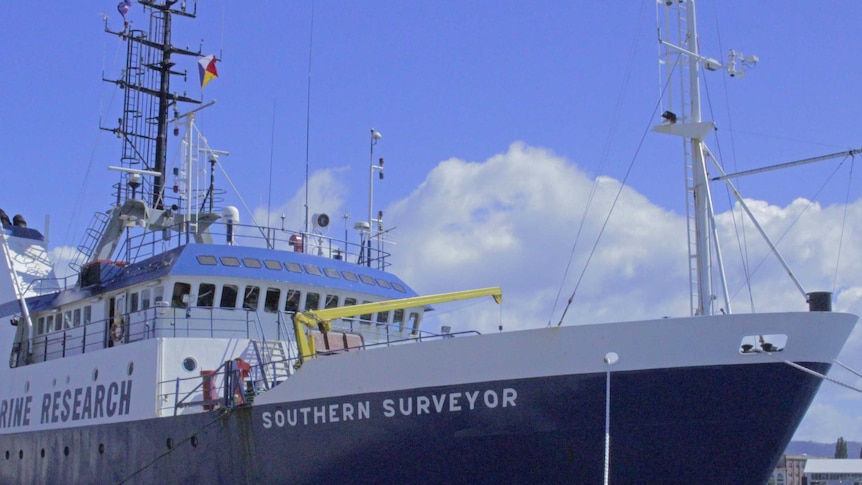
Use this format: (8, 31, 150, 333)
(110, 316, 125, 343)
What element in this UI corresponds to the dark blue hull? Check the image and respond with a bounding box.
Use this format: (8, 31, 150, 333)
(0, 361, 826, 484)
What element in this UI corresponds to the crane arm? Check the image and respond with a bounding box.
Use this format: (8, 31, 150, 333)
(292, 286, 502, 366)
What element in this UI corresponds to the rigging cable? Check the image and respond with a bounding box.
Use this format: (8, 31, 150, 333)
(556, 37, 678, 327)
(547, 0, 650, 327)
(704, 10, 757, 313)
(304, 1, 315, 236)
(267, 100, 277, 232)
(832, 155, 854, 293)
(64, 21, 126, 250)
(724, 157, 849, 304)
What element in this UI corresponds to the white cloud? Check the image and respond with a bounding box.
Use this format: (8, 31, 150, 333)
(387, 142, 691, 331)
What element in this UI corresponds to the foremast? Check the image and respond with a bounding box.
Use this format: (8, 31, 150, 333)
(655, 1, 836, 318)
(654, 0, 738, 316)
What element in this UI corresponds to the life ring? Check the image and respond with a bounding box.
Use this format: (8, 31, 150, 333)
(110, 316, 125, 343)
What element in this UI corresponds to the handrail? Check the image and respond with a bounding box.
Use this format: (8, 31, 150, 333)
(113, 218, 392, 270)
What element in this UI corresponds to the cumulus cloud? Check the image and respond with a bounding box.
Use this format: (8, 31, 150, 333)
(387, 142, 691, 332)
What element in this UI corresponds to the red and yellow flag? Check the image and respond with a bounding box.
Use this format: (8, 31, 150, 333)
(198, 55, 218, 89)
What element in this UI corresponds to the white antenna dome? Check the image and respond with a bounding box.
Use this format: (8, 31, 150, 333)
(222, 206, 240, 223)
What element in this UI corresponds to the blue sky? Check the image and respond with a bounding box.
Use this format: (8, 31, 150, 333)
(2, 1, 862, 444)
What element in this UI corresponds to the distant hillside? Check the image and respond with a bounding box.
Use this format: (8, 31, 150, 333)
(787, 441, 862, 458)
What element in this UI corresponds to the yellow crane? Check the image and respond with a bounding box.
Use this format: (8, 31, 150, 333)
(292, 286, 503, 366)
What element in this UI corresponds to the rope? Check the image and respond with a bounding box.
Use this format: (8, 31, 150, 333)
(833, 359, 862, 380)
(779, 359, 862, 394)
(761, 351, 862, 395)
(547, 0, 649, 327)
(117, 408, 233, 484)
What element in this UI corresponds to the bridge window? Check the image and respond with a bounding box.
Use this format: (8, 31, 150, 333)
(394, 309, 404, 331)
(73, 308, 81, 327)
(285, 262, 302, 273)
(375, 278, 391, 289)
(376, 311, 389, 326)
(141, 289, 151, 310)
(243, 286, 260, 310)
(64, 311, 72, 329)
(264, 259, 282, 270)
(285, 290, 301, 312)
(221, 285, 238, 308)
(220, 256, 240, 267)
(264, 288, 280, 313)
(392, 282, 407, 293)
(130, 293, 139, 313)
(37, 317, 45, 335)
(325, 294, 339, 309)
(342, 271, 359, 282)
(359, 275, 375, 285)
(304, 264, 322, 276)
(243, 258, 262, 268)
(196, 255, 217, 265)
(324, 268, 340, 278)
(83, 306, 91, 325)
(172, 283, 191, 308)
(198, 283, 216, 307)
(153, 286, 164, 306)
(305, 293, 320, 311)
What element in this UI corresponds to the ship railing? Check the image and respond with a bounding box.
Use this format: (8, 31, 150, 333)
(25, 301, 478, 366)
(272, 309, 481, 352)
(26, 305, 271, 364)
(21, 274, 72, 295)
(113, 219, 392, 270)
(157, 325, 481, 416)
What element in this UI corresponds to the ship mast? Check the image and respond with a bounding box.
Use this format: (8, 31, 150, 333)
(653, 0, 750, 316)
(102, 0, 202, 210)
(81, 0, 214, 265)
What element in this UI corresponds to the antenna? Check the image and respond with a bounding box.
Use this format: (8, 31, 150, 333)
(303, 1, 315, 238)
(267, 100, 276, 231)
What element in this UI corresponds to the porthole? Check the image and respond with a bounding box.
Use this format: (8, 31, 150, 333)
(18, 450, 23, 459)
(166, 438, 174, 450)
(40, 448, 45, 458)
(191, 435, 198, 448)
(5, 450, 9, 460)
(127, 361, 134, 376)
(98, 443, 105, 454)
(52, 378, 57, 387)
(65, 376, 70, 385)
(64, 446, 69, 457)
(182, 357, 197, 372)
(24, 381, 29, 393)
(92, 368, 99, 382)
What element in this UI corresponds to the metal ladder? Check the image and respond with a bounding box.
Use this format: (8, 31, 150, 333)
(659, 0, 700, 315)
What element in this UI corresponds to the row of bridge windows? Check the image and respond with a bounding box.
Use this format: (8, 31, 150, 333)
(170, 282, 413, 329)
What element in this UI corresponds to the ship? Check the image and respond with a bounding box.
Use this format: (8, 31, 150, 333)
(0, 1, 855, 484)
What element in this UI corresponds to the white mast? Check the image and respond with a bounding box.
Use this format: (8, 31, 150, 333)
(654, 0, 757, 316)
